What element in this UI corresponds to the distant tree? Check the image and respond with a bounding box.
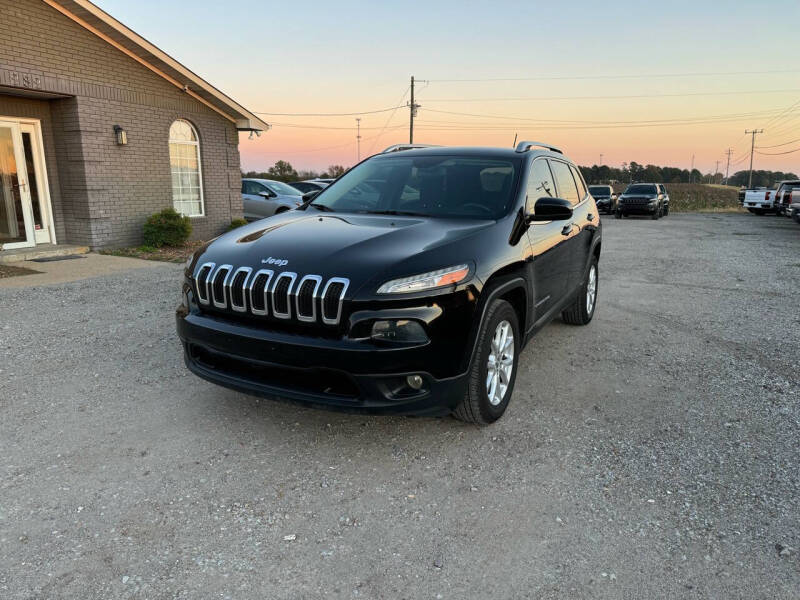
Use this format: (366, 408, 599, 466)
(325, 165, 347, 178)
(297, 169, 322, 180)
(267, 160, 299, 182)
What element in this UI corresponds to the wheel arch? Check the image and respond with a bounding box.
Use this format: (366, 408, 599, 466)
(461, 269, 528, 373)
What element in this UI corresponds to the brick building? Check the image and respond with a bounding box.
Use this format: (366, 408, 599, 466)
(0, 0, 268, 253)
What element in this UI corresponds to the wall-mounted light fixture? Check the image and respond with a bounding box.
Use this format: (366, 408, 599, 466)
(113, 125, 127, 145)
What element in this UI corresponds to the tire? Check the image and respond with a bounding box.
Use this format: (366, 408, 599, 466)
(615, 210, 622, 219)
(562, 258, 598, 326)
(753, 209, 765, 215)
(452, 298, 520, 426)
(663, 204, 669, 216)
(747, 208, 755, 213)
(793, 212, 800, 224)
(651, 206, 660, 220)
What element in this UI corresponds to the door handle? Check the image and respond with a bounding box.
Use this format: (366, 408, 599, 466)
(587, 213, 595, 221)
(561, 223, 573, 236)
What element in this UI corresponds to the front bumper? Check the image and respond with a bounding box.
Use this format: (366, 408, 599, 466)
(176, 311, 469, 416)
(619, 204, 657, 214)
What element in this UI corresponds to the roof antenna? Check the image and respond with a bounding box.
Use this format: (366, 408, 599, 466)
(512, 133, 517, 148)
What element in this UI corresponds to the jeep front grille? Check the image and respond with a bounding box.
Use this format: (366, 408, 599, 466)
(194, 264, 349, 326)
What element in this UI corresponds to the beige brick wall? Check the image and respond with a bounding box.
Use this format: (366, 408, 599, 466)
(0, 0, 244, 248)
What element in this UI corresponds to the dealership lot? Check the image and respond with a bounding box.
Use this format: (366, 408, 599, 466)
(1, 213, 798, 599)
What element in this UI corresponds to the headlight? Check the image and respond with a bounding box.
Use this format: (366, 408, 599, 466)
(371, 319, 428, 343)
(377, 264, 470, 294)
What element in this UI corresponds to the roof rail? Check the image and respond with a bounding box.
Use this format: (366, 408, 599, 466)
(515, 141, 563, 154)
(381, 143, 441, 153)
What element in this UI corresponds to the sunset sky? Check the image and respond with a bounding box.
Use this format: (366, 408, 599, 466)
(95, 0, 800, 175)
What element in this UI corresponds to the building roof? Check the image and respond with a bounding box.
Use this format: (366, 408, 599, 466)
(41, 0, 270, 132)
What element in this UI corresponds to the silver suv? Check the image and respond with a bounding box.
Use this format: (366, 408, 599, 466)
(241, 178, 303, 221)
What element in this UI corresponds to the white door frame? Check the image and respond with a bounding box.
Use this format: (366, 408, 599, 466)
(0, 116, 56, 249)
(0, 119, 35, 249)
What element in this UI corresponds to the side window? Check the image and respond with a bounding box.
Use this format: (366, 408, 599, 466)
(549, 160, 580, 205)
(526, 158, 556, 212)
(570, 165, 587, 200)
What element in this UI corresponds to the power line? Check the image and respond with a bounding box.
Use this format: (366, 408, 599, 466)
(755, 146, 800, 156)
(252, 106, 406, 117)
(418, 89, 800, 103)
(269, 122, 406, 131)
(756, 137, 800, 149)
(421, 107, 782, 125)
(425, 68, 800, 83)
(366, 85, 411, 155)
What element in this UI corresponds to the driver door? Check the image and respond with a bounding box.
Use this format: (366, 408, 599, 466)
(525, 158, 572, 318)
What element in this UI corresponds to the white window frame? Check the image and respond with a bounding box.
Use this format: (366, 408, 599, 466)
(169, 119, 205, 218)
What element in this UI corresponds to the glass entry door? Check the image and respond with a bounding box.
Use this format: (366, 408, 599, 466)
(0, 120, 35, 250)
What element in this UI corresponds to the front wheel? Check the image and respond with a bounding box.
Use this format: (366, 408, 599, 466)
(562, 259, 598, 326)
(615, 210, 622, 219)
(663, 204, 669, 216)
(453, 299, 520, 425)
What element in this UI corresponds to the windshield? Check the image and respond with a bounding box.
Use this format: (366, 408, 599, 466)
(308, 155, 519, 219)
(625, 184, 658, 195)
(266, 181, 303, 196)
(589, 186, 611, 196)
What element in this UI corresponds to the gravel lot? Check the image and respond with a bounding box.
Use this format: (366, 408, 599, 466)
(1, 213, 798, 599)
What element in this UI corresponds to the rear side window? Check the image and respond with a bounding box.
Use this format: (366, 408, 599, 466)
(242, 180, 258, 194)
(550, 160, 580, 205)
(526, 158, 556, 212)
(570, 165, 587, 200)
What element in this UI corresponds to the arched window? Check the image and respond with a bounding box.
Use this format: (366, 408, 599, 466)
(169, 119, 204, 217)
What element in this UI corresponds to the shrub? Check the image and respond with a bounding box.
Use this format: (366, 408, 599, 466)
(143, 208, 191, 247)
(228, 218, 248, 231)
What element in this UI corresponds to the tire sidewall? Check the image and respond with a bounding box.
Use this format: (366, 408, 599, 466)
(471, 301, 520, 423)
(581, 260, 599, 323)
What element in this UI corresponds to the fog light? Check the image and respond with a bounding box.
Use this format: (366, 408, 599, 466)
(371, 319, 428, 343)
(406, 374, 424, 390)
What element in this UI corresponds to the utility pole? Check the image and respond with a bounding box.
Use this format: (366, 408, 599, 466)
(690, 154, 695, 183)
(724, 148, 733, 184)
(745, 129, 764, 189)
(714, 160, 720, 184)
(409, 76, 420, 144)
(356, 117, 361, 161)
(599, 153, 604, 165)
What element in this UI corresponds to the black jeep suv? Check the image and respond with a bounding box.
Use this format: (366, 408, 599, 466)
(616, 183, 669, 219)
(588, 185, 617, 214)
(176, 142, 601, 424)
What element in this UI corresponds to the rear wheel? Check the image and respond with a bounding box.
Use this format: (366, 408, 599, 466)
(453, 299, 520, 426)
(562, 259, 598, 326)
(753, 209, 765, 215)
(663, 204, 669, 216)
(615, 210, 622, 219)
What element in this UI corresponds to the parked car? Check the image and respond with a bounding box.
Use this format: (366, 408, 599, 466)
(177, 141, 602, 425)
(615, 183, 669, 219)
(241, 178, 303, 221)
(743, 180, 800, 215)
(588, 185, 617, 214)
(290, 179, 332, 194)
(791, 203, 800, 224)
(775, 182, 800, 216)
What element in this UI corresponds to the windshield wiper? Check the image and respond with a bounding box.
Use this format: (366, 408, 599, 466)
(308, 202, 335, 212)
(361, 209, 430, 217)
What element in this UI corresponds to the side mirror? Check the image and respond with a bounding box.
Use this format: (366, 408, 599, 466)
(258, 190, 274, 198)
(302, 190, 320, 202)
(529, 197, 573, 221)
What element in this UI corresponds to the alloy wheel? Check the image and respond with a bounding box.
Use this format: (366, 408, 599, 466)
(486, 320, 514, 406)
(586, 265, 597, 315)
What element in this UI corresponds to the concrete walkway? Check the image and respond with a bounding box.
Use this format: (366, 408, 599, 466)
(0, 252, 173, 288)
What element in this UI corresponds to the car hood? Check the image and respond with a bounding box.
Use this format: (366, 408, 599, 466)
(192, 211, 494, 297)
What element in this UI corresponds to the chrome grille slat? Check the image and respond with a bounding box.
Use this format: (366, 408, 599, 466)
(228, 266, 252, 313)
(247, 269, 273, 316)
(211, 265, 233, 309)
(271, 272, 297, 319)
(321, 277, 349, 325)
(295, 275, 322, 323)
(194, 262, 215, 305)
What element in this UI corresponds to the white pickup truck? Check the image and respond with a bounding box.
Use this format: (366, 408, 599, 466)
(743, 180, 800, 215)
